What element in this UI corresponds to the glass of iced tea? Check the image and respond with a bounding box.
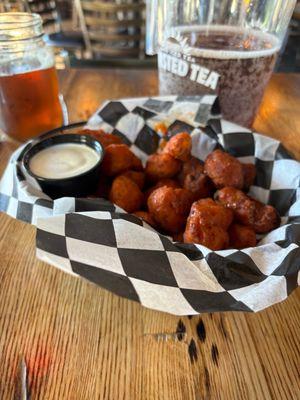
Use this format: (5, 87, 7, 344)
(0, 13, 63, 142)
(146, 0, 296, 127)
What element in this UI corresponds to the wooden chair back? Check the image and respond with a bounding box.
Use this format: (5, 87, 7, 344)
(1, 0, 26, 12)
(77, 0, 145, 59)
(24, 0, 61, 33)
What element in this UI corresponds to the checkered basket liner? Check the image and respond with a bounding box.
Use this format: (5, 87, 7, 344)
(0, 95, 299, 315)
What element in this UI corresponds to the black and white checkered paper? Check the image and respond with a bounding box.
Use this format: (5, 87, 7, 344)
(0, 96, 299, 315)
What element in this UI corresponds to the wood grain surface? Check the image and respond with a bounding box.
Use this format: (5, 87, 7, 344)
(0, 69, 299, 400)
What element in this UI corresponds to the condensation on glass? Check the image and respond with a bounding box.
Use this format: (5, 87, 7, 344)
(146, 0, 296, 127)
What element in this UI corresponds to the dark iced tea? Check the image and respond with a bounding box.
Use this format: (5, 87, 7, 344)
(158, 27, 279, 127)
(0, 66, 63, 141)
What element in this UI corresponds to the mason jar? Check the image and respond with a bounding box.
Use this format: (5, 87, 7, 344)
(0, 13, 63, 141)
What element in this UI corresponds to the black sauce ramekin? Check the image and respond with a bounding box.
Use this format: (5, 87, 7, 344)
(22, 133, 104, 199)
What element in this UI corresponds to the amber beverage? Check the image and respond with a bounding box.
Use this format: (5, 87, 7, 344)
(0, 66, 63, 141)
(0, 13, 64, 142)
(146, 0, 296, 127)
(159, 27, 279, 127)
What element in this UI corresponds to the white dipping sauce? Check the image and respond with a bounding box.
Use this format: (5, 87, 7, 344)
(29, 143, 100, 179)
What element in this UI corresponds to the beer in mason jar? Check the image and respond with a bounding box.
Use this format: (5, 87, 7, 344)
(0, 13, 63, 141)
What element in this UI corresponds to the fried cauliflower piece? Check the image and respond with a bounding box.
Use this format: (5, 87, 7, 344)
(228, 223, 257, 249)
(145, 153, 181, 182)
(188, 198, 233, 229)
(216, 187, 280, 233)
(109, 175, 143, 213)
(143, 178, 181, 206)
(163, 132, 192, 161)
(204, 149, 244, 189)
(183, 199, 233, 250)
(133, 211, 157, 228)
(178, 156, 214, 200)
(79, 129, 123, 148)
(172, 231, 184, 242)
(242, 163, 256, 190)
(101, 144, 142, 177)
(147, 187, 192, 234)
(216, 187, 256, 226)
(253, 202, 281, 234)
(184, 225, 229, 250)
(120, 170, 145, 190)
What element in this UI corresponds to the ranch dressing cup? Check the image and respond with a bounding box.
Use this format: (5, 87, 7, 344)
(146, 0, 296, 127)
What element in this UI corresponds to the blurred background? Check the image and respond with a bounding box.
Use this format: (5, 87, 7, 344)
(0, 0, 299, 71)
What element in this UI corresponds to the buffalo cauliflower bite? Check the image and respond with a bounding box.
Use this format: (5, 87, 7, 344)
(216, 187, 280, 233)
(188, 198, 233, 229)
(178, 156, 214, 200)
(172, 231, 184, 242)
(120, 170, 145, 190)
(80, 129, 123, 148)
(242, 163, 256, 190)
(163, 132, 192, 161)
(133, 211, 157, 228)
(253, 202, 281, 234)
(109, 175, 143, 213)
(183, 198, 233, 250)
(216, 187, 256, 226)
(101, 144, 142, 177)
(228, 223, 257, 249)
(145, 153, 181, 182)
(143, 178, 180, 206)
(147, 187, 192, 233)
(184, 225, 229, 250)
(204, 149, 244, 189)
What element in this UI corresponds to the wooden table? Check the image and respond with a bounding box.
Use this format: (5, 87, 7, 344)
(0, 70, 299, 400)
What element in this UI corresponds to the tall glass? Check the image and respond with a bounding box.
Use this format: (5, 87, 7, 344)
(146, 0, 296, 127)
(0, 13, 63, 142)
